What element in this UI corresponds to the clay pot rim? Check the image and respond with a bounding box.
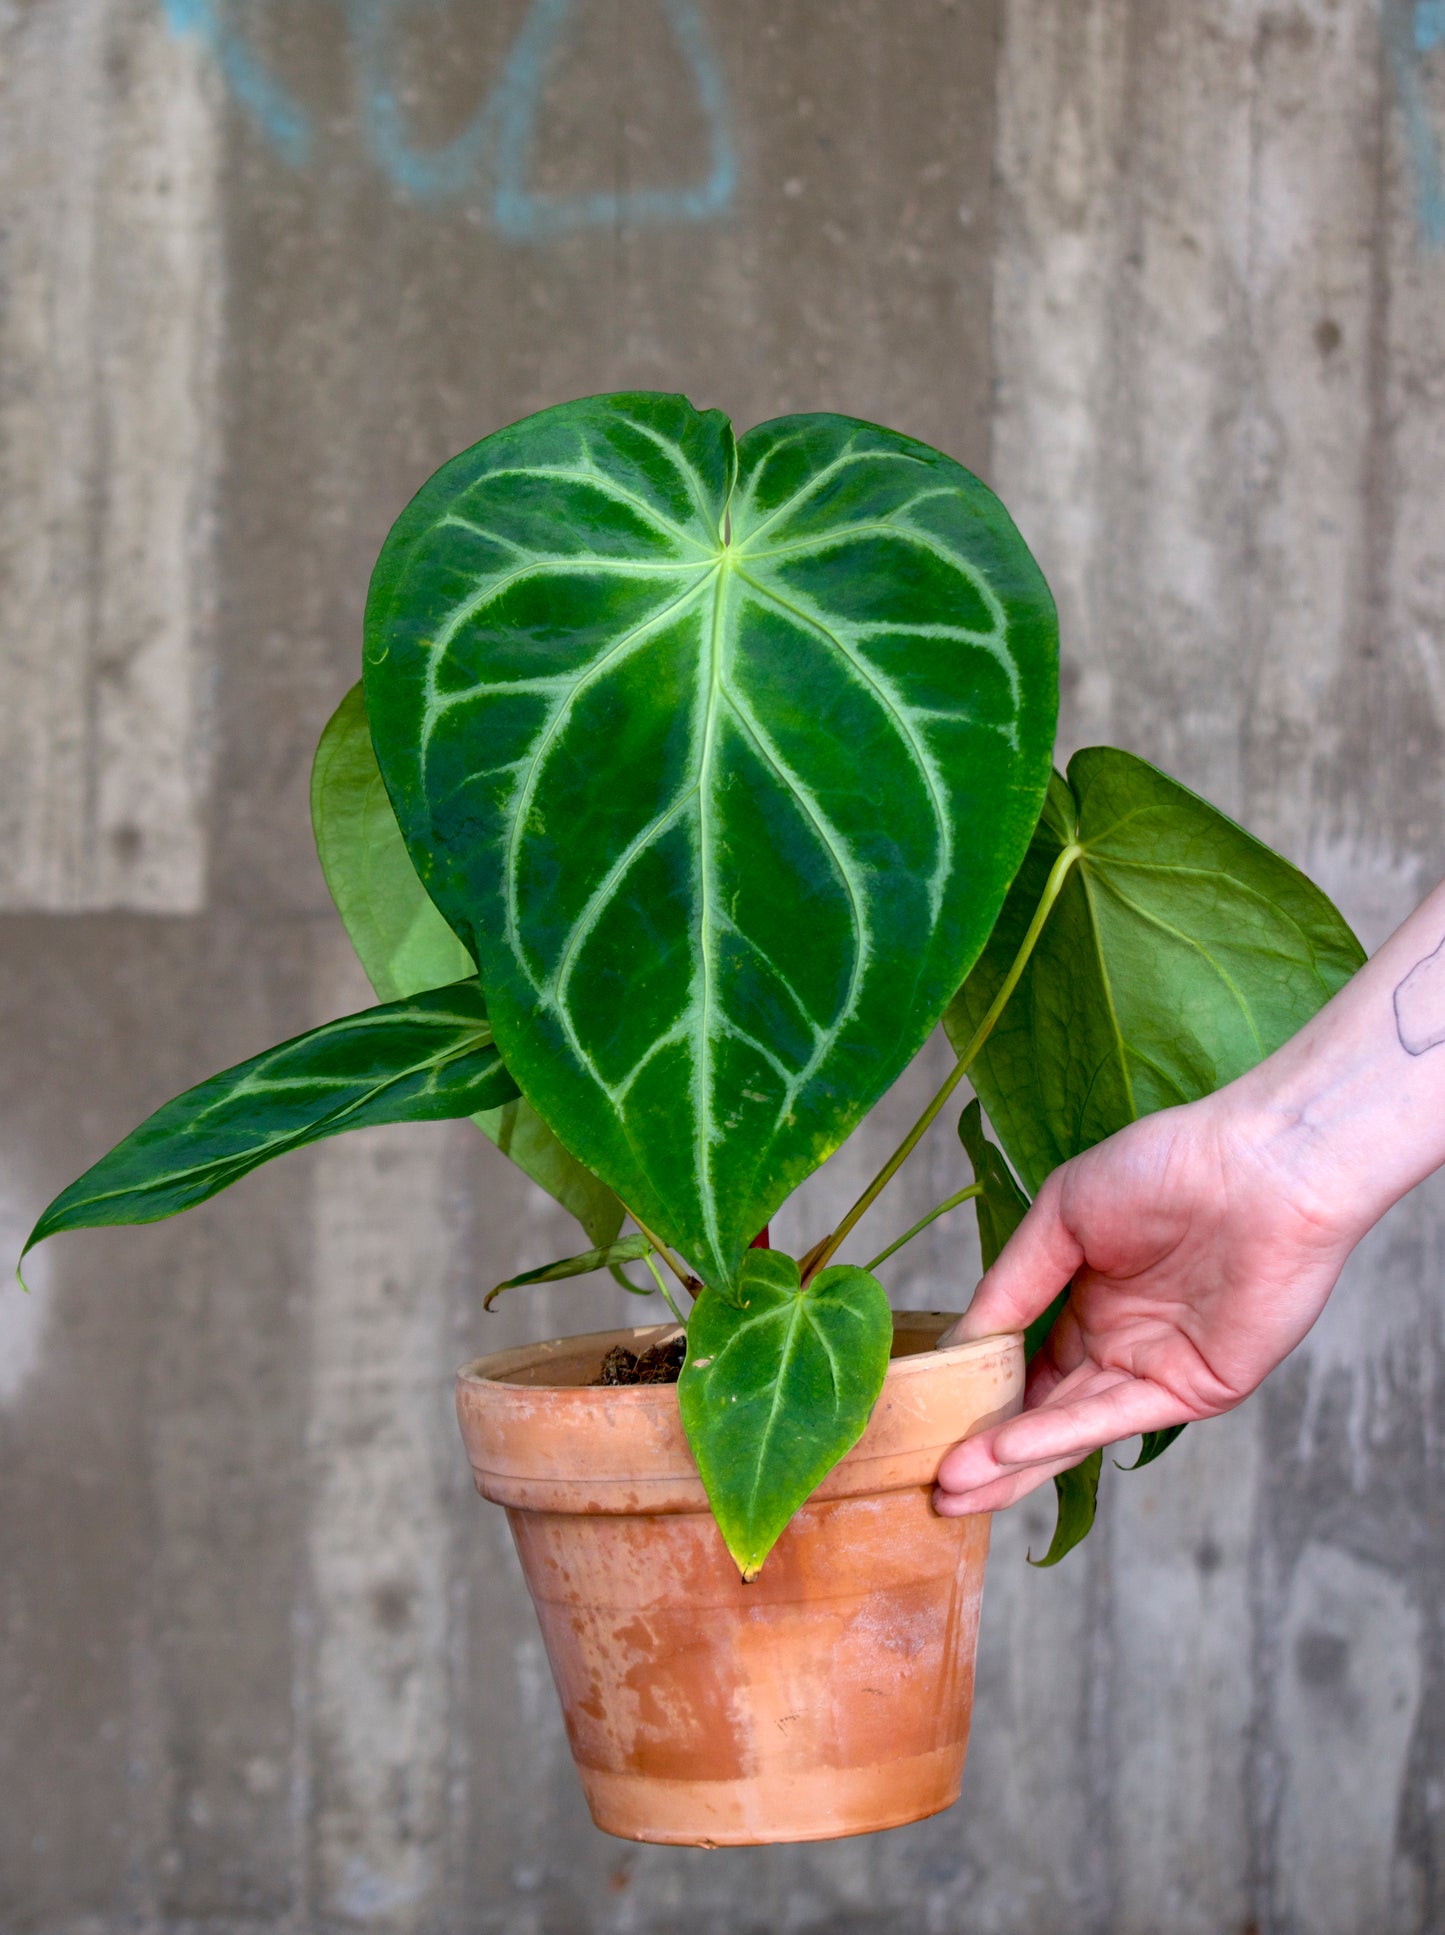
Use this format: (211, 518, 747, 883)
(458, 1312, 1016, 1397)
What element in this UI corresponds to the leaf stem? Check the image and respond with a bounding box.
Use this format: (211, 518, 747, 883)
(863, 1183, 983, 1273)
(620, 1202, 698, 1298)
(802, 841, 1082, 1281)
(643, 1248, 689, 1328)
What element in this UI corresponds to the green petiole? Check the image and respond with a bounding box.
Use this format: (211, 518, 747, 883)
(863, 1183, 984, 1274)
(643, 1247, 689, 1328)
(802, 842, 1082, 1281)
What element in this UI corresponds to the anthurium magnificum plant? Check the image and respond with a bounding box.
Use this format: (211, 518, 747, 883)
(23, 393, 1364, 1577)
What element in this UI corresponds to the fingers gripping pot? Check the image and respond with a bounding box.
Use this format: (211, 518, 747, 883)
(455, 1313, 1022, 1846)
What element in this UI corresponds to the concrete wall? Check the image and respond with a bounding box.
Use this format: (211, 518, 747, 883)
(2, 2, 1443, 1929)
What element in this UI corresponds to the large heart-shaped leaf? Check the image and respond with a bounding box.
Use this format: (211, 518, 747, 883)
(311, 682, 625, 1249)
(363, 392, 1058, 1292)
(946, 747, 1365, 1194)
(22, 981, 518, 1262)
(677, 1248, 893, 1579)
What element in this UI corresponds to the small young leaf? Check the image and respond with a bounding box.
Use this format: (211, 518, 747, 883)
(22, 980, 518, 1261)
(1029, 1451, 1102, 1568)
(678, 1249, 893, 1580)
(485, 1232, 653, 1309)
(311, 682, 625, 1250)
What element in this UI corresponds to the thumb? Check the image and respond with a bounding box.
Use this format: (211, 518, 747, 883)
(941, 1170, 1083, 1345)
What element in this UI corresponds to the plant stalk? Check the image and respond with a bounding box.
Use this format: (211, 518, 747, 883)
(642, 1248, 689, 1327)
(863, 1183, 983, 1274)
(620, 1202, 697, 1297)
(801, 841, 1082, 1281)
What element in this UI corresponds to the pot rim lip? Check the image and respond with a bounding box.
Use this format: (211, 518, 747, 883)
(457, 1312, 1021, 1396)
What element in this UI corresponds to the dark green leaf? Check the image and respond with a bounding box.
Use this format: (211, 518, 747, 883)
(364, 392, 1058, 1293)
(1029, 1451, 1102, 1568)
(678, 1249, 893, 1579)
(484, 1232, 653, 1309)
(949, 751, 1364, 1541)
(311, 682, 625, 1250)
(957, 1099, 1066, 1362)
(957, 1096, 1029, 1274)
(23, 980, 518, 1259)
(947, 747, 1365, 1195)
(1119, 1426, 1186, 1471)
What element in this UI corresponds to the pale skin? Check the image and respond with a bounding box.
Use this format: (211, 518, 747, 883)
(935, 874, 1445, 1518)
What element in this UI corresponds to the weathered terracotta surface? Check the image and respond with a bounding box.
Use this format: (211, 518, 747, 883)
(456, 1313, 1023, 1846)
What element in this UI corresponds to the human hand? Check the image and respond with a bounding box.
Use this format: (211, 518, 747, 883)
(933, 1087, 1364, 1516)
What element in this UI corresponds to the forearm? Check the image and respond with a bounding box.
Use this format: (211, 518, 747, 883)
(1235, 876, 1445, 1241)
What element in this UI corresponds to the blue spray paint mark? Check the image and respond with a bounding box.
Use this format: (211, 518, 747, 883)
(1393, 4, 1445, 248)
(489, 0, 736, 240)
(160, 0, 735, 242)
(351, 0, 502, 202)
(160, 0, 311, 167)
(1417, 0, 1445, 53)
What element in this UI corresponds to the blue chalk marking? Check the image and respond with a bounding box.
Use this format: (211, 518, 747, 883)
(1417, 0, 1445, 53)
(352, 0, 502, 203)
(491, 0, 737, 241)
(159, 0, 736, 240)
(1393, 6, 1445, 248)
(160, 0, 312, 168)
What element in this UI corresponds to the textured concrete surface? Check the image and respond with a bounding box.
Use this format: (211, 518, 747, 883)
(2, 1, 1444, 1929)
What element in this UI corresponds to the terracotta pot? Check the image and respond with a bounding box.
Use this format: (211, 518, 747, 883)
(455, 1311, 1022, 1847)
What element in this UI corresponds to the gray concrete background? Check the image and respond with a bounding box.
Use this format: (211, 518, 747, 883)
(2, 1, 1444, 1929)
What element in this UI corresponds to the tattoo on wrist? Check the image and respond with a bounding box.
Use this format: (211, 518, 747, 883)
(1395, 937, 1445, 1054)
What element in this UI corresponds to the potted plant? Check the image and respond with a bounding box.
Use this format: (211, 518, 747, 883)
(21, 392, 1363, 1847)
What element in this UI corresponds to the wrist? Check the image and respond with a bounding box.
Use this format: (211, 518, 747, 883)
(1222, 1031, 1416, 1247)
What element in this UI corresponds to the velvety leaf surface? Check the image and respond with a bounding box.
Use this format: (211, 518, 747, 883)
(23, 981, 518, 1258)
(364, 391, 1058, 1291)
(484, 1232, 652, 1309)
(311, 681, 624, 1250)
(677, 1249, 893, 1578)
(946, 747, 1365, 1195)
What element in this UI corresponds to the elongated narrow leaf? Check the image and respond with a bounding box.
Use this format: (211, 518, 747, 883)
(1119, 1426, 1186, 1471)
(311, 681, 625, 1250)
(959, 1098, 1085, 1562)
(947, 747, 1365, 1195)
(678, 1249, 893, 1579)
(484, 1232, 652, 1309)
(957, 1098, 1066, 1362)
(958, 1096, 1029, 1275)
(364, 392, 1058, 1293)
(22, 981, 518, 1260)
(1030, 1451, 1102, 1568)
